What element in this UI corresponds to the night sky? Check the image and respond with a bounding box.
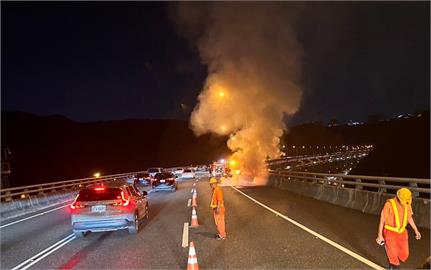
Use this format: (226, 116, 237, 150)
(2, 2, 429, 125)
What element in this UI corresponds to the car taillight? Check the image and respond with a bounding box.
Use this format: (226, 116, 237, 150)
(94, 187, 105, 192)
(70, 195, 83, 209)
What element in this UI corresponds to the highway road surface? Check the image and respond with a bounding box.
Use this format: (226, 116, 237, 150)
(1, 177, 429, 269)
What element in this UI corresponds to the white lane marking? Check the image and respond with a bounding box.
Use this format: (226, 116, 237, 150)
(193, 183, 196, 187)
(187, 199, 191, 207)
(182, 222, 189, 248)
(190, 189, 194, 193)
(0, 203, 71, 229)
(11, 233, 76, 270)
(231, 186, 385, 270)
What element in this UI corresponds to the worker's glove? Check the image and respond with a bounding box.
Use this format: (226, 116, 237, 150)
(415, 231, 421, 240)
(376, 235, 385, 246)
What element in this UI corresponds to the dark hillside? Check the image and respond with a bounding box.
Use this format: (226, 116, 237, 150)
(283, 112, 430, 178)
(1, 112, 229, 187)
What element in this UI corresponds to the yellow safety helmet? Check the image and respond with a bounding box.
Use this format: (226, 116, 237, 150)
(209, 177, 218, 184)
(397, 188, 412, 206)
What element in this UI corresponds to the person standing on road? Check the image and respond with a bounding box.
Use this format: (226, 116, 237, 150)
(209, 177, 226, 240)
(376, 187, 421, 269)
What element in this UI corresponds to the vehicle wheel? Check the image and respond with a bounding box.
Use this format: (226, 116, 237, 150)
(73, 230, 85, 238)
(128, 212, 139, 234)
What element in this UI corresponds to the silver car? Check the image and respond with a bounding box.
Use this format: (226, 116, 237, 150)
(70, 183, 149, 237)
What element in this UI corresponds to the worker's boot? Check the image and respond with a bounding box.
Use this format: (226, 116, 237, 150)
(388, 263, 400, 270)
(215, 234, 226, 240)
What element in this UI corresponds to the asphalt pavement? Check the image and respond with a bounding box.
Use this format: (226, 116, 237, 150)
(0, 176, 429, 269)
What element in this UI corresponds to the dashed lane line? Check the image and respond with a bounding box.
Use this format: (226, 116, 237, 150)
(182, 222, 189, 248)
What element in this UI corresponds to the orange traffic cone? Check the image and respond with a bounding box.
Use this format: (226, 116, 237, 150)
(187, 241, 199, 270)
(190, 207, 199, 227)
(192, 191, 198, 207)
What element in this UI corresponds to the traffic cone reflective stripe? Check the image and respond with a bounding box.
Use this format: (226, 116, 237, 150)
(187, 241, 199, 270)
(191, 207, 199, 227)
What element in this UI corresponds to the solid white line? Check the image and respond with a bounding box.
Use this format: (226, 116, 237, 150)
(187, 199, 191, 207)
(11, 233, 76, 270)
(231, 186, 385, 270)
(20, 235, 76, 270)
(1, 203, 71, 229)
(182, 222, 189, 248)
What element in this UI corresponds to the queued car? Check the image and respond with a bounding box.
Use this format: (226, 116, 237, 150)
(181, 168, 195, 179)
(173, 168, 184, 177)
(152, 172, 177, 191)
(134, 172, 151, 185)
(70, 183, 149, 237)
(147, 167, 164, 177)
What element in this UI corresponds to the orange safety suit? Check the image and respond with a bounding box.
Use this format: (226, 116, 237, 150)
(381, 198, 413, 265)
(211, 186, 226, 238)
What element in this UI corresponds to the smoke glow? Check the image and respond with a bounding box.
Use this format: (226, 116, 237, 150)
(174, 3, 303, 184)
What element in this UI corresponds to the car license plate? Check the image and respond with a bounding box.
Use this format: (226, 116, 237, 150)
(92, 205, 106, 213)
(160, 180, 166, 183)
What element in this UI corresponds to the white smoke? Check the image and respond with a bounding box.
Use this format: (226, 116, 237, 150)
(173, 3, 303, 184)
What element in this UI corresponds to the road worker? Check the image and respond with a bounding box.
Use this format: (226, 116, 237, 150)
(209, 177, 226, 240)
(376, 187, 421, 269)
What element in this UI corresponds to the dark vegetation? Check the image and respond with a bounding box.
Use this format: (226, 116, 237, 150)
(1, 112, 229, 187)
(283, 110, 430, 178)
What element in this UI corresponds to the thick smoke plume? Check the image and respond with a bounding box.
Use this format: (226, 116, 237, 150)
(174, 3, 303, 184)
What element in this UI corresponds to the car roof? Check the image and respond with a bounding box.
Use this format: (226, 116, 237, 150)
(86, 182, 131, 189)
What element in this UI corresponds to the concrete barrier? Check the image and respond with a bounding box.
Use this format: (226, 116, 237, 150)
(268, 175, 430, 229)
(0, 191, 76, 220)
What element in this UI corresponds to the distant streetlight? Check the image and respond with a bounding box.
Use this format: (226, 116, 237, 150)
(219, 92, 225, 97)
(221, 126, 227, 132)
(94, 172, 101, 178)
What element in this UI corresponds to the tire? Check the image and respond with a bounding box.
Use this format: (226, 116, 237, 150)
(73, 230, 85, 238)
(128, 212, 139, 234)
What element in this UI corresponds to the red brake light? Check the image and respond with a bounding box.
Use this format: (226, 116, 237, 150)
(94, 187, 105, 192)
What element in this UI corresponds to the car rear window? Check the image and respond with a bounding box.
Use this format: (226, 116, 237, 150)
(155, 172, 173, 179)
(77, 188, 123, 201)
(148, 168, 160, 173)
(184, 169, 192, 172)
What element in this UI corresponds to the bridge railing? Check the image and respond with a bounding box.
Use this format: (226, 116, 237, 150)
(0, 171, 146, 201)
(267, 149, 372, 167)
(270, 169, 431, 197)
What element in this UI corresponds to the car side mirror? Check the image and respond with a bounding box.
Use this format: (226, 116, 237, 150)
(142, 191, 148, 196)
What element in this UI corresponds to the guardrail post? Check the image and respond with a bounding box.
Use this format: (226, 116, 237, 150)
(5, 191, 12, 202)
(378, 180, 387, 193)
(355, 179, 363, 190)
(38, 186, 44, 196)
(409, 182, 420, 197)
(21, 188, 29, 199)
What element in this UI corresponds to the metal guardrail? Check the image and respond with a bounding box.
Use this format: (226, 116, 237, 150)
(0, 171, 146, 201)
(270, 170, 431, 197)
